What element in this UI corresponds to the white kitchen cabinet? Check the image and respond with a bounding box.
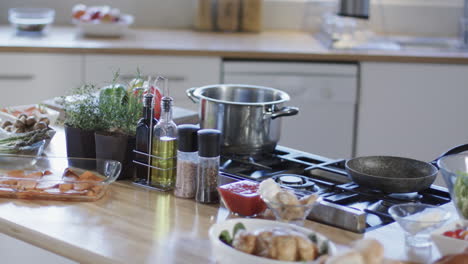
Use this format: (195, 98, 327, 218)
(357, 62, 468, 167)
(0, 53, 83, 107)
(0, 233, 76, 264)
(84, 54, 221, 111)
(223, 61, 358, 159)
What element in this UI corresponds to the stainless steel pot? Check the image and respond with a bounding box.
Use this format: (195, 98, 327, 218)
(186, 84, 299, 155)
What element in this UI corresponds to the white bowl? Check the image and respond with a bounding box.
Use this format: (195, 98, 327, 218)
(73, 14, 133, 37)
(431, 221, 468, 256)
(208, 218, 337, 264)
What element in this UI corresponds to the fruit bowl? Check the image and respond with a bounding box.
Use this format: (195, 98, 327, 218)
(71, 4, 133, 37)
(73, 14, 133, 37)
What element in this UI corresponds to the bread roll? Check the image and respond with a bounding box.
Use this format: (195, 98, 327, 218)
(272, 232, 297, 261)
(254, 230, 275, 258)
(295, 235, 317, 261)
(232, 230, 256, 254)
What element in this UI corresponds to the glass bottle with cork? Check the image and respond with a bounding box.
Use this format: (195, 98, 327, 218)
(134, 88, 156, 184)
(150, 77, 177, 191)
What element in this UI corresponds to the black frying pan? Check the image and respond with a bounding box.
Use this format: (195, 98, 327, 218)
(345, 144, 468, 193)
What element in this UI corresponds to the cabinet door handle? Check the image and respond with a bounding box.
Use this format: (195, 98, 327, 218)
(120, 74, 186, 82)
(0, 74, 34, 81)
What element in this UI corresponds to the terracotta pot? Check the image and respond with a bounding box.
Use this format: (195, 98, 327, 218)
(64, 126, 96, 159)
(95, 132, 135, 180)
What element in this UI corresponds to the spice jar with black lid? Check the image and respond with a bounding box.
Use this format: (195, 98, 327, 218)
(174, 124, 199, 198)
(196, 129, 221, 203)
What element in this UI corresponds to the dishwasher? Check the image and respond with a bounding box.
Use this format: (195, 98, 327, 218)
(222, 60, 358, 158)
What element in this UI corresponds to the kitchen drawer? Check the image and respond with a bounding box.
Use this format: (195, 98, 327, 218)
(84, 55, 221, 110)
(0, 233, 77, 264)
(224, 61, 357, 76)
(0, 53, 83, 107)
(224, 74, 357, 103)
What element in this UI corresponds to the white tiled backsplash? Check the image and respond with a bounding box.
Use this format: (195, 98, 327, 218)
(0, 0, 463, 37)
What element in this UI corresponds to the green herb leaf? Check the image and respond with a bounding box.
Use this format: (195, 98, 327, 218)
(219, 230, 233, 246)
(232, 223, 246, 238)
(308, 233, 317, 243)
(319, 241, 329, 255)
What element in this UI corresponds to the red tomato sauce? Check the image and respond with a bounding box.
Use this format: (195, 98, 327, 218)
(217, 180, 267, 216)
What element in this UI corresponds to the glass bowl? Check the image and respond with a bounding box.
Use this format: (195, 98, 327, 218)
(0, 155, 121, 201)
(389, 203, 451, 247)
(217, 180, 267, 217)
(261, 196, 316, 226)
(438, 154, 468, 227)
(8, 8, 55, 32)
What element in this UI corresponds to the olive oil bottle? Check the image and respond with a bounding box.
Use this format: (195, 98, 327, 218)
(150, 77, 177, 191)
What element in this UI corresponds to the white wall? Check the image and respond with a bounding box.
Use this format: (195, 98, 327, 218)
(0, 0, 464, 37)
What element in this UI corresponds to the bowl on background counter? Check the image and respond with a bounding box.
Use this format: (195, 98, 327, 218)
(8, 8, 55, 33)
(73, 14, 134, 37)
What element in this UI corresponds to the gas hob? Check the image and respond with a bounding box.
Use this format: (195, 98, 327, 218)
(218, 146, 451, 233)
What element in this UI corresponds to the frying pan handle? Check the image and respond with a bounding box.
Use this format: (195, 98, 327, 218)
(430, 143, 468, 167)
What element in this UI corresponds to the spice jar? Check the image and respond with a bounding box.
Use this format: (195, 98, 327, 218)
(196, 129, 221, 203)
(174, 124, 199, 198)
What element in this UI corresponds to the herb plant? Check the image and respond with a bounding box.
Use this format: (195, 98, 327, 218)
(97, 71, 143, 136)
(61, 84, 102, 131)
(62, 71, 144, 136)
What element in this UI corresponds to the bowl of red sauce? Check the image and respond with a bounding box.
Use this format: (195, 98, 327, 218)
(217, 180, 267, 217)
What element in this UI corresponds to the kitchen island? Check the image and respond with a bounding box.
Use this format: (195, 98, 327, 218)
(0, 129, 457, 264)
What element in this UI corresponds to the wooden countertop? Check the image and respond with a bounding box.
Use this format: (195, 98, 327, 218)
(0, 26, 468, 64)
(0, 128, 458, 263)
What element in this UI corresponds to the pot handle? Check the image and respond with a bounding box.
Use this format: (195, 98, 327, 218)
(186, 87, 199, 103)
(271, 107, 299, 120)
(430, 143, 468, 167)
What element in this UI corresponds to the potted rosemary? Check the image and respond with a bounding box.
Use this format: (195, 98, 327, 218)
(61, 84, 101, 159)
(94, 73, 143, 180)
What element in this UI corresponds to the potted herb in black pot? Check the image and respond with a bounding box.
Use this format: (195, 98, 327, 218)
(61, 84, 102, 159)
(94, 76, 143, 180)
